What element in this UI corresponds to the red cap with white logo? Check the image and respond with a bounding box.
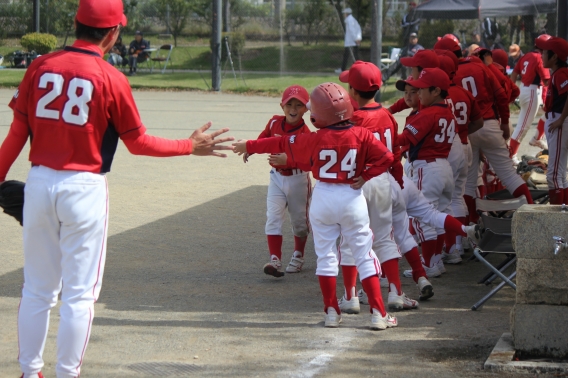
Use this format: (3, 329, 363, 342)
(409, 68, 451, 91)
(281, 85, 310, 105)
(400, 49, 440, 68)
(339, 61, 382, 91)
(76, 0, 127, 28)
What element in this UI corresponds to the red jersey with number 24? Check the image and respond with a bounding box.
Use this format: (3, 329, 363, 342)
(246, 125, 394, 183)
(446, 85, 482, 144)
(400, 103, 455, 162)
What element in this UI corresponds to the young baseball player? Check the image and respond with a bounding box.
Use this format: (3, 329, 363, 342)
(510, 35, 551, 161)
(435, 36, 534, 226)
(491, 49, 521, 103)
(396, 68, 455, 272)
(233, 83, 398, 330)
(244, 85, 312, 277)
(536, 36, 568, 204)
(0, 1, 234, 376)
(336, 61, 418, 313)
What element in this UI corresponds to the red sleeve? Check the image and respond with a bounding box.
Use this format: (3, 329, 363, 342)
(487, 70, 510, 124)
(247, 136, 286, 154)
(122, 133, 193, 157)
(0, 118, 30, 181)
(389, 97, 410, 114)
(107, 75, 148, 141)
(257, 117, 277, 139)
(510, 80, 520, 102)
(555, 69, 568, 95)
(469, 94, 483, 122)
(401, 115, 432, 146)
(389, 159, 404, 188)
(361, 135, 394, 182)
(513, 59, 522, 75)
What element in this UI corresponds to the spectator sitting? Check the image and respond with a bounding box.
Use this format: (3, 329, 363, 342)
(128, 31, 150, 76)
(383, 32, 423, 80)
(107, 36, 127, 67)
(508, 44, 523, 70)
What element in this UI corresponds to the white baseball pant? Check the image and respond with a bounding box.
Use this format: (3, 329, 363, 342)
(18, 166, 108, 378)
(466, 119, 526, 197)
(310, 182, 381, 280)
(448, 137, 468, 218)
(545, 113, 568, 190)
(410, 159, 453, 242)
(265, 169, 311, 237)
(511, 85, 542, 142)
(339, 173, 400, 265)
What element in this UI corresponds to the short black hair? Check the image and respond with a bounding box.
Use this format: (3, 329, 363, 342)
(547, 49, 568, 68)
(416, 66, 423, 72)
(453, 49, 463, 58)
(351, 86, 378, 99)
(428, 86, 448, 99)
(478, 50, 492, 60)
(75, 20, 115, 42)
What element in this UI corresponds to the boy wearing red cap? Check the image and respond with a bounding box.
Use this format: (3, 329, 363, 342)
(536, 37, 568, 204)
(0, 0, 234, 376)
(336, 61, 419, 313)
(243, 85, 313, 277)
(396, 68, 456, 272)
(233, 83, 397, 330)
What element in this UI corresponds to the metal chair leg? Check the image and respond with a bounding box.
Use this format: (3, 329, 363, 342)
(471, 271, 516, 310)
(485, 256, 516, 285)
(473, 248, 517, 290)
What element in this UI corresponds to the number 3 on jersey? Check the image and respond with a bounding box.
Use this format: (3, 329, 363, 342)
(319, 149, 357, 179)
(36, 72, 94, 126)
(434, 118, 456, 143)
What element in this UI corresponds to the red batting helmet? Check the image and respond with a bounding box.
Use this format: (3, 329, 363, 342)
(535, 34, 552, 46)
(491, 49, 509, 69)
(309, 83, 353, 128)
(443, 34, 460, 43)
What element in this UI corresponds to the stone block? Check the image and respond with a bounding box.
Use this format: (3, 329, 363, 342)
(512, 205, 568, 260)
(511, 304, 568, 359)
(516, 258, 568, 305)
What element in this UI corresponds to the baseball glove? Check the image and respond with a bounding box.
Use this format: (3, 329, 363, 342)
(0, 180, 25, 226)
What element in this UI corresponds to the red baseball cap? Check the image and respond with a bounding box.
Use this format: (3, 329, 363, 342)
(409, 68, 451, 91)
(535, 36, 568, 62)
(434, 37, 461, 52)
(443, 34, 460, 43)
(395, 76, 416, 91)
(76, 0, 127, 28)
(281, 85, 310, 105)
(492, 49, 509, 68)
(339, 61, 382, 91)
(472, 46, 491, 56)
(400, 49, 440, 68)
(437, 55, 457, 78)
(435, 49, 458, 70)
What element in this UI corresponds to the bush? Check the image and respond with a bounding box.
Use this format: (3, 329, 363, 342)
(21, 33, 57, 54)
(416, 19, 455, 49)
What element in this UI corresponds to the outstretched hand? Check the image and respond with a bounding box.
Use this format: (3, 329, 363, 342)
(350, 176, 366, 190)
(232, 140, 249, 156)
(190, 122, 234, 158)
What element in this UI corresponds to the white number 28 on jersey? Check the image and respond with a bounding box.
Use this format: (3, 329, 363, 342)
(36, 72, 94, 126)
(319, 149, 357, 179)
(434, 118, 456, 143)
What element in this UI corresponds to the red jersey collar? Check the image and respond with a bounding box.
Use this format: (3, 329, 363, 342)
(67, 40, 104, 58)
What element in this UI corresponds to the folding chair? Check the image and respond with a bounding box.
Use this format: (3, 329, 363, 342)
(484, 188, 549, 204)
(150, 44, 173, 74)
(380, 47, 401, 72)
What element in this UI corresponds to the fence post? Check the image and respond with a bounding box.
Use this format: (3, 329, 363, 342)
(33, 0, 40, 32)
(558, 0, 568, 41)
(212, 0, 222, 91)
(371, 0, 383, 102)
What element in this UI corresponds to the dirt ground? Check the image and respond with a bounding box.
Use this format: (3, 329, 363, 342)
(0, 89, 543, 377)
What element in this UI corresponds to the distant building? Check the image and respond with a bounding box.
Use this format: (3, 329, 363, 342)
(387, 0, 411, 17)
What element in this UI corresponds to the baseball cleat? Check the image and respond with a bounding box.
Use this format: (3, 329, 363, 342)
(285, 251, 304, 273)
(529, 136, 548, 150)
(417, 276, 434, 301)
(20, 373, 44, 378)
(358, 289, 369, 305)
(466, 224, 482, 250)
(436, 260, 447, 274)
(462, 236, 471, 251)
(388, 291, 419, 311)
(338, 295, 360, 314)
(370, 309, 398, 330)
(380, 276, 389, 288)
(403, 263, 441, 278)
(511, 154, 521, 166)
(263, 258, 284, 277)
(324, 307, 342, 328)
(442, 251, 463, 264)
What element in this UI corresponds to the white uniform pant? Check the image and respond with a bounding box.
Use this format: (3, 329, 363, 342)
(410, 159, 453, 242)
(265, 169, 311, 237)
(310, 182, 381, 280)
(511, 84, 542, 142)
(18, 166, 109, 378)
(339, 173, 400, 265)
(448, 138, 468, 218)
(545, 113, 568, 190)
(466, 119, 525, 197)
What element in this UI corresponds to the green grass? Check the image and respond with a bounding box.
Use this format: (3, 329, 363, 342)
(0, 69, 25, 87)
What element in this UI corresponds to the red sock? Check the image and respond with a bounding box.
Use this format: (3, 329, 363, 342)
(436, 234, 445, 255)
(509, 139, 521, 156)
(341, 265, 358, 300)
(444, 215, 467, 236)
(464, 195, 479, 224)
(318, 276, 340, 314)
(267, 235, 283, 260)
(421, 239, 438, 267)
(404, 247, 427, 283)
(361, 275, 387, 316)
(549, 189, 564, 205)
(294, 235, 308, 255)
(513, 184, 534, 204)
(537, 118, 545, 140)
(381, 259, 401, 295)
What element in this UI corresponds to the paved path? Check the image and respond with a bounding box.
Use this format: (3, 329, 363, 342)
(0, 89, 538, 377)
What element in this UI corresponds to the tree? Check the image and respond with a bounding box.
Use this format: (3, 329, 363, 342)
(153, 0, 193, 47)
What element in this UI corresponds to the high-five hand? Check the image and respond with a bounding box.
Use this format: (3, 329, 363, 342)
(232, 140, 249, 156)
(190, 122, 234, 158)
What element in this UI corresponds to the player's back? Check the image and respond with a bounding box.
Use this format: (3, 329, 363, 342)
(405, 104, 455, 162)
(352, 104, 398, 152)
(515, 51, 548, 86)
(454, 58, 498, 120)
(11, 42, 141, 174)
(446, 85, 481, 144)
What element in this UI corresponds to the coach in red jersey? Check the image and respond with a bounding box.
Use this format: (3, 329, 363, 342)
(0, 0, 233, 377)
